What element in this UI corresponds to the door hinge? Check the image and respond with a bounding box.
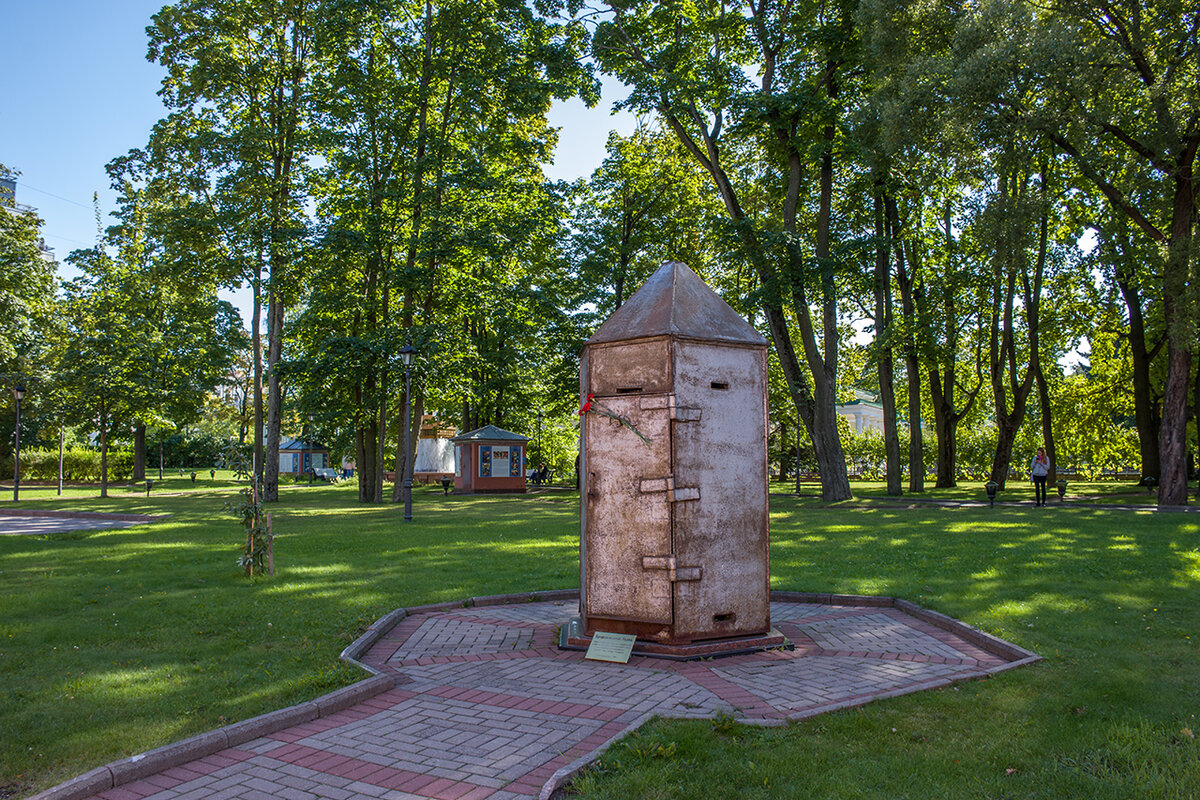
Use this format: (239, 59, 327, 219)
(639, 476, 700, 502)
(638, 394, 700, 421)
(641, 554, 703, 582)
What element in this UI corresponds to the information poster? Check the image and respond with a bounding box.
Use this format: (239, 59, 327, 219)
(479, 446, 492, 477)
(490, 447, 511, 477)
(454, 445, 462, 478)
(509, 446, 522, 477)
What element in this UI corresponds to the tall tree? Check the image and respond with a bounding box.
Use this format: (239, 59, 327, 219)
(294, 0, 594, 501)
(958, 0, 1200, 505)
(0, 165, 56, 391)
(571, 127, 718, 314)
(148, 0, 315, 502)
(593, 0, 858, 500)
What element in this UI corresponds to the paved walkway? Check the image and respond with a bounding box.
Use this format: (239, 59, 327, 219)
(0, 509, 163, 536)
(47, 593, 1036, 800)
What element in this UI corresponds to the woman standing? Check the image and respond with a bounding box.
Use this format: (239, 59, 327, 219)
(1031, 447, 1050, 506)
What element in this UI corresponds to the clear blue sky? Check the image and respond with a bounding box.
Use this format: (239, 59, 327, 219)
(0, 1, 633, 319)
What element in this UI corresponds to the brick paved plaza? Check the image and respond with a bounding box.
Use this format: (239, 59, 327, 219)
(46, 592, 1037, 800)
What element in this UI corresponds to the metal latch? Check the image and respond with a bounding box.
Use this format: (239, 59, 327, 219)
(641, 554, 703, 582)
(639, 476, 700, 502)
(638, 394, 700, 422)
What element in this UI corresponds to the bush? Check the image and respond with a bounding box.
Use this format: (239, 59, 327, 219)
(155, 432, 228, 470)
(2, 448, 135, 482)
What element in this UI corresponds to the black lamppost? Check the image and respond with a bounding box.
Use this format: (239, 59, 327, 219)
(12, 383, 25, 502)
(307, 413, 314, 485)
(400, 344, 417, 521)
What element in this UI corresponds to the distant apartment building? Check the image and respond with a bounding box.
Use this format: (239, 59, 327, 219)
(1, 168, 57, 266)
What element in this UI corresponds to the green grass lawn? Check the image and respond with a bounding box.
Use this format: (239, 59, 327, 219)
(1, 481, 1197, 798)
(0, 481, 580, 796)
(574, 495, 1200, 800)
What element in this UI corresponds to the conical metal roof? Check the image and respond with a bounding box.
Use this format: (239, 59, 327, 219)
(586, 261, 766, 346)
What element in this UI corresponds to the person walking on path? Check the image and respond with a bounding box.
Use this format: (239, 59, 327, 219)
(1031, 447, 1050, 506)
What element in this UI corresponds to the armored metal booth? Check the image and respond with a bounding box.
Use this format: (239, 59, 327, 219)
(577, 261, 776, 654)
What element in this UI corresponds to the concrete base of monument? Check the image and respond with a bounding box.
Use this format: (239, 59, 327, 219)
(560, 616, 792, 661)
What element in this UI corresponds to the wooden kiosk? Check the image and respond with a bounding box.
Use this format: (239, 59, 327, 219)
(451, 425, 528, 494)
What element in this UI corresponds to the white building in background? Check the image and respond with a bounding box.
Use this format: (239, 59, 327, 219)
(413, 415, 457, 483)
(836, 389, 885, 435)
(1, 170, 57, 267)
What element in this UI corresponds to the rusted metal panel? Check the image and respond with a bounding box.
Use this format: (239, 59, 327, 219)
(580, 260, 770, 647)
(584, 394, 673, 628)
(670, 339, 770, 640)
(586, 338, 671, 396)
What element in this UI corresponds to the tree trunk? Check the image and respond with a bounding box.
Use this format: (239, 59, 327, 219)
(890, 198, 924, 493)
(1194, 359, 1200, 501)
(874, 189, 901, 495)
(1158, 340, 1192, 505)
(133, 422, 146, 482)
(263, 291, 285, 502)
(253, 264, 264, 485)
(394, 395, 424, 502)
(809, 93, 852, 502)
(1113, 256, 1161, 480)
(657, 81, 851, 502)
(1157, 164, 1196, 507)
(929, 366, 957, 488)
(356, 418, 376, 503)
(777, 421, 788, 483)
(986, 168, 1042, 489)
(99, 403, 109, 499)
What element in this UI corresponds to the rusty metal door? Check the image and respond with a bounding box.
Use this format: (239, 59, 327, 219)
(584, 394, 674, 625)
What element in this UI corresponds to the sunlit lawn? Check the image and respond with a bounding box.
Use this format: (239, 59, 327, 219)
(773, 476, 1176, 507)
(1, 479, 1198, 799)
(0, 481, 579, 796)
(574, 492, 1200, 800)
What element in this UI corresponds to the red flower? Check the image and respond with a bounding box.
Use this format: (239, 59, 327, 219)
(578, 394, 594, 415)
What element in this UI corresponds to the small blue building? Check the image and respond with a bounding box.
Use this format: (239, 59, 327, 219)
(278, 437, 330, 476)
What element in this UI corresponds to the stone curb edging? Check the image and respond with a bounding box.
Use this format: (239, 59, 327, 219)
(538, 592, 1041, 797)
(28, 587, 1037, 800)
(539, 711, 654, 800)
(0, 508, 167, 523)
(339, 588, 583, 672)
(30, 588, 581, 800)
(27, 676, 395, 800)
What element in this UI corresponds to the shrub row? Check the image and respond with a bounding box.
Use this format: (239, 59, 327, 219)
(0, 448, 135, 482)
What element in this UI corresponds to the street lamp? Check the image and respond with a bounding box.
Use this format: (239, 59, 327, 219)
(400, 344, 417, 521)
(12, 383, 25, 502)
(536, 411, 544, 480)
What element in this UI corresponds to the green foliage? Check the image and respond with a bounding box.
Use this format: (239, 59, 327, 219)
(0, 166, 57, 385)
(224, 481, 272, 577)
(1, 448, 135, 482)
(571, 128, 720, 316)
